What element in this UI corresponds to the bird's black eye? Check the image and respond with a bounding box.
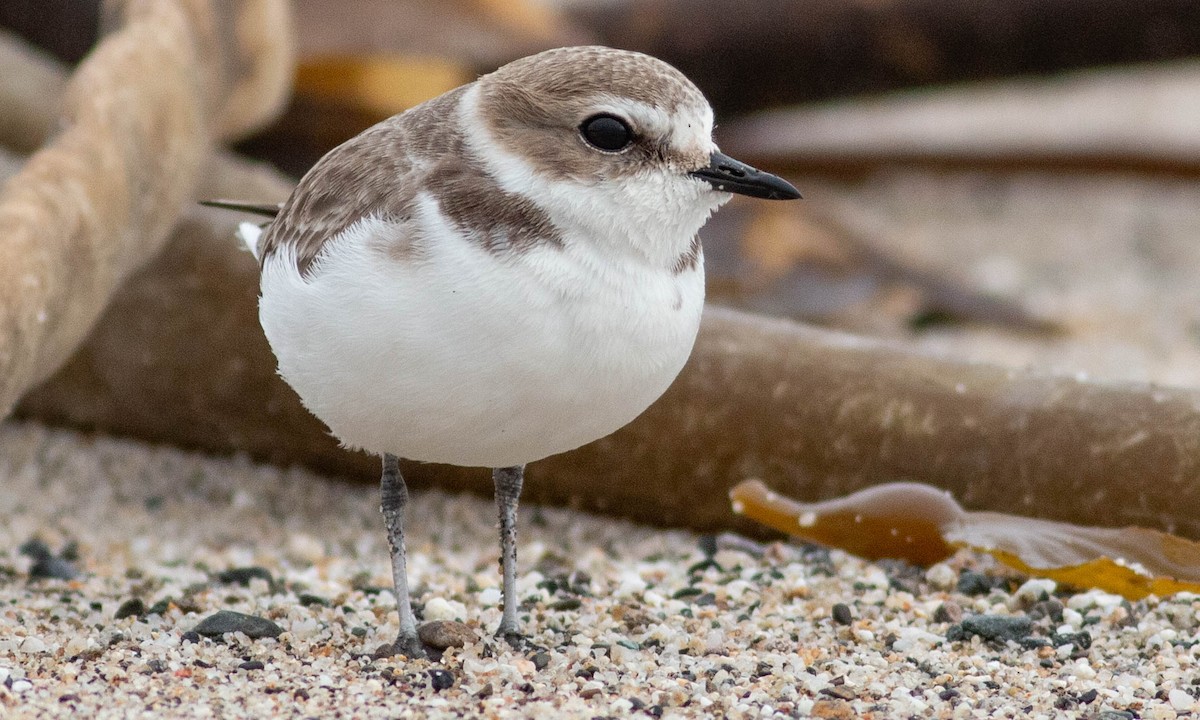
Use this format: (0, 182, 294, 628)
(580, 114, 633, 152)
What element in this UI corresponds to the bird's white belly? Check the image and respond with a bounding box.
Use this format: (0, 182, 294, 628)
(257, 219, 704, 468)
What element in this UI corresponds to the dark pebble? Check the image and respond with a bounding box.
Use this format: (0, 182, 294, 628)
(947, 614, 1032, 643)
(938, 688, 959, 701)
(671, 587, 703, 599)
(697, 534, 719, 558)
(1029, 599, 1065, 624)
(20, 539, 78, 580)
(1079, 688, 1099, 704)
(694, 592, 716, 607)
(58, 694, 81, 703)
(831, 603, 853, 626)
(428, 669, 454, 691)
(298, 594, 329, 608)
(216, 567, 273, 587)
(1018, 636, 1050, 649)
(531, 652, 551, 671)
(181, 631, 201, 644)
(145, 599, 173, 617)
(114, 598, 146, 620)
(955, 571, 994, 596)
(238, 660, 265, 671)
(192, 610, 283, 639)
(418, 620, 474, 650)
(548, 598, 582, 611)
(146, 659, 168, 673)
(1097, 712, 1135, 720)
(934, 601, 964, 624)
(1050, 631, 1092, 650)
(820, 685, 856, 701)
(351, 626, 368, 638)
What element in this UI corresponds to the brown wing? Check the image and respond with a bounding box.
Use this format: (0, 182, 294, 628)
(258, 87, 466, 275)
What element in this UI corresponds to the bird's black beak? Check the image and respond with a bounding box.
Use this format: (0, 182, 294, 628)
(690, 151, 801, 201)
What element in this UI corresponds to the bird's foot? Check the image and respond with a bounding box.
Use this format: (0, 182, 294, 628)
(374, 633, 428, 660)
(494, 626, 529, 651)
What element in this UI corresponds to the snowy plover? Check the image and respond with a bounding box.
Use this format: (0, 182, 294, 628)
(204, 46, 799, 658)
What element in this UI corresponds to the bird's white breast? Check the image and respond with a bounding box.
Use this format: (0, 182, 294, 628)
(258, 209, 704, 468)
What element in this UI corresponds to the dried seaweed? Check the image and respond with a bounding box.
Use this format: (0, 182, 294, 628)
(731, 479, 1200, 599)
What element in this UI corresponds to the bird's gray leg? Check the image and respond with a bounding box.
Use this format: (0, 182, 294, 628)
(380, 453, 426, 659)
(492, 465, 525, 646)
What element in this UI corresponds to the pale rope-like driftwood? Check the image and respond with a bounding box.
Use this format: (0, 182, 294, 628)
(0, 0, 293, 418)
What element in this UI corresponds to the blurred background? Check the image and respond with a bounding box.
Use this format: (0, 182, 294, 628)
(6, 0, 1200, 386)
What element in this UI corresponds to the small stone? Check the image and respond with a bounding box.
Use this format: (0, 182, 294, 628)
(1097, 712, 1135, 720)
(181, 631, 201, 644)
(428, 669, 454, 691)
(579, 680, 604, 699)
(422, 597, 463, 622)
(1169, 688, 1195, 711)
(1049, 631, 1092, 650)
(1029, 599, 1065, 624)
(19, 539, 77, 581)
(820, 685, 856, 701)
(216, 567, 273, 587)
(925, 563, 957, 590)
(1078, 689, 1099, 704)
(531, 652, 551, 671)
(934, 601, 964, 624)
(19, 637, 47, 654)
(548, 598, 582, 611)
(811, 699, 855, 720)
(350, 626, 368, 638)
(191, 610, 282, 639)
(238, 660, 265, 671)
(953, 614, 1032, 643)
(114, 598, 146, 620)
(955, 571, 994, 596)
(298, 594, 329, 608)
(1013, 578, 1056, 607)
(831, 603, 853, 626)
(10, 680, 32, 693)
(146, 659, 168, 674)
(418, 620, 474, 650)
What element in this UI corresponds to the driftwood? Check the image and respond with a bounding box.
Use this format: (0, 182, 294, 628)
(9, 152, 1200, 540)
(726, 61, 1200, 176)
(571, 0, 1200, 115)
(0, 1, 293, 419)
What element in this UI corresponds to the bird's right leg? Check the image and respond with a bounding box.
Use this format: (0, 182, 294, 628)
(379, 453, 426, 659)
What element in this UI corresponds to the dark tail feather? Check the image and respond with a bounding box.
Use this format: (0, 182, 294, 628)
(199, 199, 282, 218)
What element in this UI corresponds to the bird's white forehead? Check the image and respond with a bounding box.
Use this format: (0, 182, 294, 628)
(590, 95, 717, 157)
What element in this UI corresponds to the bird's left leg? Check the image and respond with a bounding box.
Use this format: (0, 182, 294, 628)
(492, 464, 525, 647)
